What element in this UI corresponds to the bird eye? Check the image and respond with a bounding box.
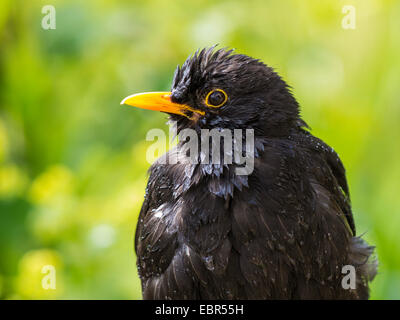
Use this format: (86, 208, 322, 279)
(205, 89, 228, 108)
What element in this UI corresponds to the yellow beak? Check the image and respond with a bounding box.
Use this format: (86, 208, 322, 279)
(120, 91, 204, 118)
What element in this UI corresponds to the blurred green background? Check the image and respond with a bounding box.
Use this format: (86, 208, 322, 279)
(0, 0, 399, 299)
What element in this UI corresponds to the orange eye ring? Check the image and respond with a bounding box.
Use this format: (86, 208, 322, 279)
(205, 89, 228, 108)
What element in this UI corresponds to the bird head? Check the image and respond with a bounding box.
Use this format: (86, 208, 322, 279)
(121, 47, 303, 137)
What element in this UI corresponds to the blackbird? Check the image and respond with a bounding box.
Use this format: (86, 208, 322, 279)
(121, 47, 377, 299)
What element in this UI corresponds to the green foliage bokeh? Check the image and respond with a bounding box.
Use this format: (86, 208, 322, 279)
(0, 0, 399, 299)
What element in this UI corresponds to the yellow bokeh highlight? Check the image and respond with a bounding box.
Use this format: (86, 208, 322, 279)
(0, 119, 8, 163)
(15, 249, 63, 299)
(29, 165, 75, 204)
(0, 164, 27, 198)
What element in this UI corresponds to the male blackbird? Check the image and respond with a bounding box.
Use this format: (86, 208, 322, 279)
(121, 48, 377, 299)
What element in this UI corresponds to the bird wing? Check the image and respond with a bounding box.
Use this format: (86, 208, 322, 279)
(229, 136, 357, 298)
(135, 161, 206, 299)
(324, 145, 356, 235)
(135, 164, 178, 292)
(305, 133, 356, 235)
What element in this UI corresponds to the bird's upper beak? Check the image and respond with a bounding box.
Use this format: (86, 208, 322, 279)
(120, 92, 204, 119)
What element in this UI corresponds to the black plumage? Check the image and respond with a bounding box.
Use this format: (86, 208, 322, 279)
(130, 48, 377, 299)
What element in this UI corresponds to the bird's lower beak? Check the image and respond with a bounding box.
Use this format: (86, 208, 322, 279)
(120, 92, 204, 118)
